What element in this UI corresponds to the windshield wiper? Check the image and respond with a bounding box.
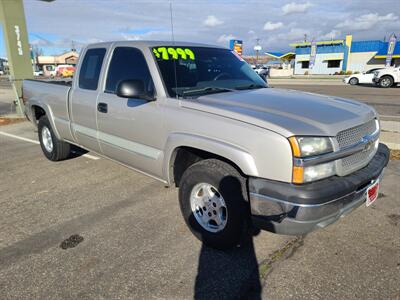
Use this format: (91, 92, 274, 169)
(234, 83, 266, 90)
(181, 86, 236, 97)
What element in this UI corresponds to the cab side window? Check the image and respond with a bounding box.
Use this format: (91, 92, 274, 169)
(105, 47, 154, 95)
(79, 48, 106, 90)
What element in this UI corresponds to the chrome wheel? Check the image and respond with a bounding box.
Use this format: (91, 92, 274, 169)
(349, 78, 358, 85)
(380, 77, 391, 87)
(41, 126, 53, 153)
(190, 183, 228, 233)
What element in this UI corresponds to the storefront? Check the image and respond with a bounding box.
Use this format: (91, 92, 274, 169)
(290, 35, 399, 75)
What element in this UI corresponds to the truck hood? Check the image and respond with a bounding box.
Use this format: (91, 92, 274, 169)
(180, 88, 377, 137)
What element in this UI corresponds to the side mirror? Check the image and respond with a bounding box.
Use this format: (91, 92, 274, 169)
(116, 80, 155, 101)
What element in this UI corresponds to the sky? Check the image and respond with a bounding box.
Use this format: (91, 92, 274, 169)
(1, 0, 400, 57)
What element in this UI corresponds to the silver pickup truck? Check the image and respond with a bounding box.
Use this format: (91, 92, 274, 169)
(23, 41, 389, 250)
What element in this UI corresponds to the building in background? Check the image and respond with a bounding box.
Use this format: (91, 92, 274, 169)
(291, 34, 400, 75)
(36, 50, 78, 76)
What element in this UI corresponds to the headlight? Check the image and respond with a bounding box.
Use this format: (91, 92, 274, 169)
(289, 136, 335, 183)
(293, 161, 336, 183)
(288, 136, 333, 157)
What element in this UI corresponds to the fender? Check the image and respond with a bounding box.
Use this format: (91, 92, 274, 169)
(28, 99, 62, 140)
(163, 132, 259, 185)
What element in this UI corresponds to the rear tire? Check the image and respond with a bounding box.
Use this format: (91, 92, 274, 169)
(38, 115, 71, 161)
(379, 76, 393, 88)
(178, 159, 249, 250)
(349, 77, 358, 85)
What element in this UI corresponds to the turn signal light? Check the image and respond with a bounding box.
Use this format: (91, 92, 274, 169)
(288, 136, 301, 157)
(292, 166, 304, 184)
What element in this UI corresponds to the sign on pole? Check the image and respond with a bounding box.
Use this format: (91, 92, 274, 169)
(229, 40, 243, 57)
(0, 0, 33, 115)
(386, 33, 397, 67)
(309, 39, 317, 69)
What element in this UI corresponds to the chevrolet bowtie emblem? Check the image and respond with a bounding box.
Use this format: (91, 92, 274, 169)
(362, 137, 374, 152)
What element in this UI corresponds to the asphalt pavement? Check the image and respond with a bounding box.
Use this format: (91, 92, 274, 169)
(0, 120, 399, 300)
(1, 80, 400, 299)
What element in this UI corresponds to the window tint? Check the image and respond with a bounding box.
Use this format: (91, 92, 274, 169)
(79, 48, 106, 90)
(105, 47, 154, 94)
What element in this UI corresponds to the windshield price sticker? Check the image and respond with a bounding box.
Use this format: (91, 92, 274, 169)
(152, 47, 195, 60)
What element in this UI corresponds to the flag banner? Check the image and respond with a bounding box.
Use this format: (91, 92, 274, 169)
(309, 40, 317, 69)
(386, 33, 397, 67)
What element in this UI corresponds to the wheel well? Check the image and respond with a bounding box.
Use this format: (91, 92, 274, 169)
(32, 105, 46, 123)
(381, 75, 394, 81)
(170, 146, 245, 187)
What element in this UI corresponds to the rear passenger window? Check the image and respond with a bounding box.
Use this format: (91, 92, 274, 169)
(105, 47, 154, 94)
(79, 48, 106, 90)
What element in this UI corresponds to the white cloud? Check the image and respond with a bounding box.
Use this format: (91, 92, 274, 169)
(263, 21, 284, 31)
(121, 33, 142, 40)
(217, 34, 236, 43)
(282, 2, 313, 15)
(283, 28, 310, 40)
(336, 13, 398, 31)
(204, 15, 224, 27)
(320, 29, 341, 40)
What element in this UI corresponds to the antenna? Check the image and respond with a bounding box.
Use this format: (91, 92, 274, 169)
(169, 0, 179, 98)
(169, 1, 175, 45)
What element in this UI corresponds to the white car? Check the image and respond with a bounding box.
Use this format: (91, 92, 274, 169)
(343, 68, 382, 85)
(373, 66, 400, 88)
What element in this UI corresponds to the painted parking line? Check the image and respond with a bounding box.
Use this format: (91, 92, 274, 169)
(0, 131, 100, 160)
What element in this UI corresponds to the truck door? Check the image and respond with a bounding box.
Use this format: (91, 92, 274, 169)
(69, 47, 107, 153)
(96, 46, 164, 179)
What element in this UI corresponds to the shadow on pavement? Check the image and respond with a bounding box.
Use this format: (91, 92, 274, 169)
(194, 175, 262, 299)
(194, 240, 261, 300)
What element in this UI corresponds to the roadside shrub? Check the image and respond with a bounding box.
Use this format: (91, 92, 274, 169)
(334, 72, 339, 75)
(346, 70, 353, 75)
(354, 71, 360, 74)
(339, 70, 346, 75)
(304, 71, 309, 75)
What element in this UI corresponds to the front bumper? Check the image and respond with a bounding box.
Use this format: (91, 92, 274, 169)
(249, 143, 390, 235)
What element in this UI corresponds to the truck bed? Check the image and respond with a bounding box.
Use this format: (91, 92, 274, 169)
(23, 79, 72, 138)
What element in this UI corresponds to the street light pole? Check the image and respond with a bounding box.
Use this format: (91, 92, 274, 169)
(254, 38, 262, 65)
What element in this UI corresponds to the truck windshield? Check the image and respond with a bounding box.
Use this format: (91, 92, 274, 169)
(152, 46, 267, 98)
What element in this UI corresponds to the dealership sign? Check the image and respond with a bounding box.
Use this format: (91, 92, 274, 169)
(309, 40, 317, 69)
(230, 40, 243, 57)
(386, 33, 397, 67)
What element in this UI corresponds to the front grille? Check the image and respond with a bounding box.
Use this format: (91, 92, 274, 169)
(336, 119, 378, 175)
(336, 119, 377, 148)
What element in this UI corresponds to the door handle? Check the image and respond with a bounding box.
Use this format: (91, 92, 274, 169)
(97, 102, 108, 113)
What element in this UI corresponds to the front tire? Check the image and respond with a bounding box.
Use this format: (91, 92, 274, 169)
(349, 77, 359, 85)
(178, 159, 249, 250)
(38, 116, 71, 161)
(379, 76, 393, 88)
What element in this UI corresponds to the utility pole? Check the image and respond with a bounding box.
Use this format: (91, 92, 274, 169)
(254, 38, 262, 65)
(0, 0, 33, 115)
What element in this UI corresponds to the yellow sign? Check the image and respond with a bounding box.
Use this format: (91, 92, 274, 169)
(152, 47, 195, 60)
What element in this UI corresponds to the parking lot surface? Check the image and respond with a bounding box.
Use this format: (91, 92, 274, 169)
(0, 122, 292, 299)
(1, 81, 399, 299)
